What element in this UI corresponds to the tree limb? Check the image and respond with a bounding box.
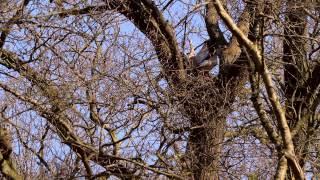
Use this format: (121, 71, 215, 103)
(0, 0, 30, 48)
(212, 0, 305, 178)
(0, 154, 22, 180)
(104, 0, 186, 81)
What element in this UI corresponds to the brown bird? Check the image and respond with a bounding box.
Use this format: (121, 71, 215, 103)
(49, 0, 64, 11)
(0, 124, 12, 160)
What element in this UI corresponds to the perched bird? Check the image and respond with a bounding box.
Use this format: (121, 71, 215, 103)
(189, 41, 218, 71)
(50, 0, 65, 14)
(49, 0, 62, 5)
(0, 124, 12, 160)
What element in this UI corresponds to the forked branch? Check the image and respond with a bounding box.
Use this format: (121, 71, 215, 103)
(212, 0, 304, 179)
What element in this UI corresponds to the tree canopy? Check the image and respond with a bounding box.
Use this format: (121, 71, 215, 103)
(0, 0, 320, 179)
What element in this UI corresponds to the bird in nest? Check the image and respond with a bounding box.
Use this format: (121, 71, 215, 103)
(188, 40, 219, 72)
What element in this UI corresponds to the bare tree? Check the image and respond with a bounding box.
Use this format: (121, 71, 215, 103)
(0, 0, 320, 179)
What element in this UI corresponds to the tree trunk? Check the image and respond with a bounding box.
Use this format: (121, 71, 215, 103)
(188, 116, 226, 179)
(283, 1, 308, 178)
(181, 74, 242, 179)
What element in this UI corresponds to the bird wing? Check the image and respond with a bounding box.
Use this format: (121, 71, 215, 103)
(196, 55, 218, 71)
(194, 43, 210, 65)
